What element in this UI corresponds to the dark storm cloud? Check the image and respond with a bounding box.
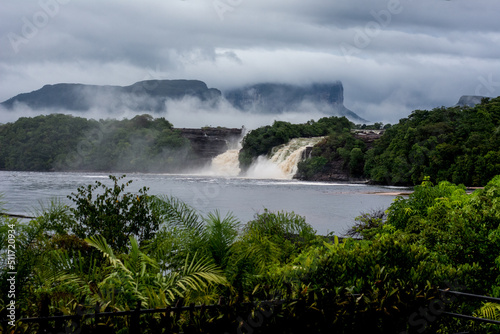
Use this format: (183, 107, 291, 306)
(1, 0, 500, 125)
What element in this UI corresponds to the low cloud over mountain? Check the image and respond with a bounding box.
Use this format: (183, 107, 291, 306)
(1, 79, 367, 126)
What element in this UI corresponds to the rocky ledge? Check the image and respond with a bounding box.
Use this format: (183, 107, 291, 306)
(177, 127, 243, 165)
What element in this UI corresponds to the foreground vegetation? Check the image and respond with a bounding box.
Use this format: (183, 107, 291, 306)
(1, 174, 500, 333)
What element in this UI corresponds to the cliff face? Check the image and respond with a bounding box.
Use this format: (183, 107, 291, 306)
(351, 130, 384, 149)
(1, 79, 368, 123)
(225, 82, 343, 111)
(178, 127, 242, 166)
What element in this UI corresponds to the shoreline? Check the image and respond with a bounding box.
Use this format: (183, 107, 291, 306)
(363, 191, 412, 196)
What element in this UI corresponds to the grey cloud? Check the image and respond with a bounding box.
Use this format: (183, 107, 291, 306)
(1, 0, 500, 124)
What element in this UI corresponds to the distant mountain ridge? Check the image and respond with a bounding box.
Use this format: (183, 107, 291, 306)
(1, 80, 221, 112)
(1, 79, 367, 122)
(225, 82, 344, 111)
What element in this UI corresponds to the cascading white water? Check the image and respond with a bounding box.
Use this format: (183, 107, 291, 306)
(206, 135, 244, 176)
(208, 136, 324, 179)
(246, 137, 325, 179)
(210, 149, 241, 176)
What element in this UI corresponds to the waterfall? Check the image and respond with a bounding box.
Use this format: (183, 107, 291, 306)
(208, 136, 324, 179)
(246, 137, 325, 179)
(207, 135, 244, 176)
(210, 149, 241, 176)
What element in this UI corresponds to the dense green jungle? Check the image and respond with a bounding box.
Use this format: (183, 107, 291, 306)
(240, 96, 500, 186)
(0, 114, 191, 172)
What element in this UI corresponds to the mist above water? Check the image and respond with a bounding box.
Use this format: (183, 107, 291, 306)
(0, 86, 359, 129)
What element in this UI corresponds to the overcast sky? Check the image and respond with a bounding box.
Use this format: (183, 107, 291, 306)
(1, 0, 499, 125)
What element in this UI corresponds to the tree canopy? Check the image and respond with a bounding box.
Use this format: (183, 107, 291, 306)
(364, 97, 500, 186)
(0, 114, 192, 172)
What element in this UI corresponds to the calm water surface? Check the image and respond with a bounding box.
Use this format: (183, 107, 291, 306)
(0, 171, 408, 235)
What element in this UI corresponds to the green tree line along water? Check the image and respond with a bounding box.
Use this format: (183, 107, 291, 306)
(2, 97, 498, 186)
(241, 96, 500, 186)
(0, 114, 191, 172)
(1, 174, 500, 332)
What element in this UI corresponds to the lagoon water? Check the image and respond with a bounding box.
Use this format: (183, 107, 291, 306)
(0, 171, 406, 235)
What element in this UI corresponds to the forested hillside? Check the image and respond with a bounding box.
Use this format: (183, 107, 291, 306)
(0, 114, 191, 172)
(2, 96, 499, 185)
(0, 114, 93, 171)
(243, 97, 500, 186)
(364, 97, 500, 186)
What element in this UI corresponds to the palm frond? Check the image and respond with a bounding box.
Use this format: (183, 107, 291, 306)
(245, 209, 315, 240)
(474, 302, 500, 320)
(34, 248, 109, 304)
(203, 210, 240, 268)
(151, 195, 205, 234)
(40, 234, 226, 310)
(85, 235, 156, 309)
(31, 197, 73, 235)
(145, 227, 190, 273)
(149, 253, 227, 306)
(126, 236, 159, 277)
(244, 234, 282, 274)
(86, 235, 129, 272)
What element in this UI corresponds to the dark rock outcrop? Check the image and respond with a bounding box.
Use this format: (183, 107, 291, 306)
(178, 127, 242, 166)
(352, 130, 385, 149)
(455, 95, 486, 108)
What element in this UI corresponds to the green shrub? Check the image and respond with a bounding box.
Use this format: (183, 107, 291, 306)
(67, 175, 160, 252)
(297, 156, 328, 178)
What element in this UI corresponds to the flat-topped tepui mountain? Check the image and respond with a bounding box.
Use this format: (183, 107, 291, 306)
(1, 79, 367, 122)
(224, 81, 366, 122)
(0, 80, 221, 112)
